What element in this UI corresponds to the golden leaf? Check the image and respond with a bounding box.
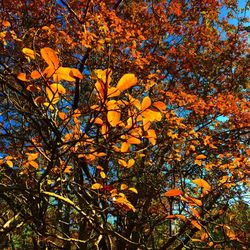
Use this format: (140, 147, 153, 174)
(100, 171, 106, 179)
(192, 178, 211, 191)
(6, 160, 13, 168)
(22, 48, 36, 59)
(116, 73, 137, 91)
(121, 142, 129, 152)
(141, 96, 151, 110)
(54, 67, 77, 82)
(91, 183, 103, 190)
(128, 187, 138, 194)
(127, 159, 135, 168)
(27, 153, 39, 161)
(40, 47, 59, 69)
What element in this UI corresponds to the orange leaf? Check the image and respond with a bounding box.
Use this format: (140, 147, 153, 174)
(54, 67, 79, 82)
(2, 20, 11, 27)
(29, 161, 39, 169)
(164, 189, 182, 197)
(192, 178, 211, 191)
(107, 110, 121, 127)
(121, 184, 128, 190)
(191, 220, 202, 230)
(40, 47, 59, 69)
(27, 153, 39, 161)
(31, 70, 42, 79)
(121, 142, 129, 152)
(17, 73, 28, 81)
(127, 137, 141, 144)
(196, 154, 206, 160)
(141, 96, 151, 110)
(116, 73, 137, 91)
(153, 101, 166, 111)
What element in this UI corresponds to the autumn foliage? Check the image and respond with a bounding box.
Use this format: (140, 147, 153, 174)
(0, 0, 249, 249)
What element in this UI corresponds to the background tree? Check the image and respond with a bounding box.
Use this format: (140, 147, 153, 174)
(0, 0, 249, 249)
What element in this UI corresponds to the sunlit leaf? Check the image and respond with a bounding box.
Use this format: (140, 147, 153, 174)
(116, 73, 137, 91)
(192, 178, 211, 191)
(127, 159, 135, 168)
(41, 47, 59, 69)
(17, 73, 28, 81)
(22, 48, 36, 59)
(164, 189, 182, 197)
(29, 161, 39, 169)
(128, 187, 138, 194)
(196, 154, 207, 160)
(31, 70, 42, 79)
(191, 220, 202, 230)
(100, 171, 106, 179)
(91, 183, 103, 190)
(121, 142, 129, 152)
(27, 153, 39, 161)
(6, 160, 13, 168)
(141, 96, 151, 110)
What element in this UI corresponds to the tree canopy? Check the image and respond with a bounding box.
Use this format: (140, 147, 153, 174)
(0, 0, 249, 249)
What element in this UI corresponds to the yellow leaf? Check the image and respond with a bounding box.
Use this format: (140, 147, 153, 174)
(46, 87, 60, 104)
(6, 160, 13, 168)
(17, 73, 28, 81)
(121, 184, 128, 190)
(141, 96, 151, 110)
(22, 48, 36, 59)
(147, 129, 156, 145)
(54, 67, 77, 82)
(50, 83, 66, 94)
(40, 47, 59, 69)
(127, 159, 135, 168)
(30, 70, 41, 79)
(70, 68, 83, 79)
(64, 166, 72, 173)
(118, 159, 127, 167)
(128, 187, 138, 194)
(100, 171, 106, 179)
(190, 145, 196, 151)
(91, 183, 103, 190)
(108, 110, 121, 127)
(164, 189, 182, 197)
(192, 178, 211, 191)
(116, 73, 137, 91)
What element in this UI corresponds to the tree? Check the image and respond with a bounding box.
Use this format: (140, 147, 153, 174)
(0, 0, 249, 249)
